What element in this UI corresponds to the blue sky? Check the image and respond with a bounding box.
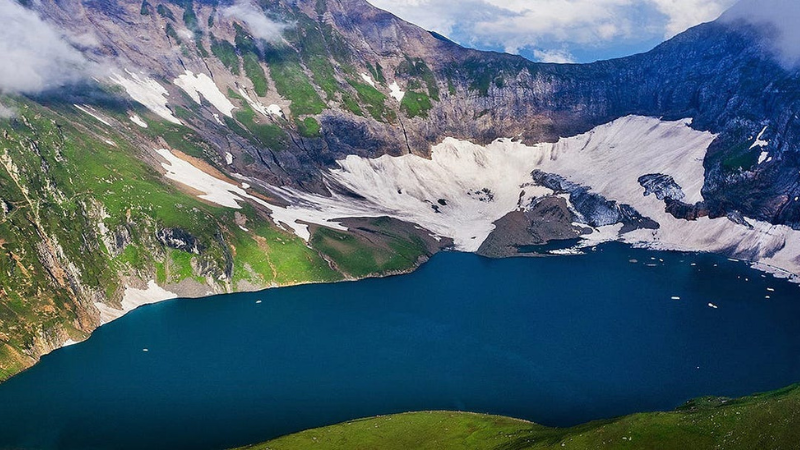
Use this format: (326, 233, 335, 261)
(367, 0, 738, 63)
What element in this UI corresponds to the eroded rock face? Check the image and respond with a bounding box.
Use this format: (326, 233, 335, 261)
(531, 170, 659, 232)
(156, 228, 204, 254)
(639, 174, 686, 202)
(477, 197, 586, 258)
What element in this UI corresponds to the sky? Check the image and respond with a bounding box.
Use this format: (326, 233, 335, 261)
(367, 0, 739, 63)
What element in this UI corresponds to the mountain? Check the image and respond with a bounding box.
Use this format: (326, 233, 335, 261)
(1, 0, 799, 380)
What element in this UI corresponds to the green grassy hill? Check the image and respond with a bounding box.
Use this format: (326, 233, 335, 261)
(239, 384, 800, 450)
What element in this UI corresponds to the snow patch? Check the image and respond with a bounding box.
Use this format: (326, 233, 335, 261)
(174, 70, 236, 117)
(750, 126, 769, 149)
(234, 88, 285, 118)
(155, 149, 357, 240)
(360, 73, 376, 87)
(95, 281, 178, 324)
(129, 114, 148, 128)
(758, 151, 769, 164)
(74, 104, 111, 126)
(157, 149, 247, 208)
(110, 71, 180, 124)
(225, 152, 234, 165)
(389, 81, 405, 102)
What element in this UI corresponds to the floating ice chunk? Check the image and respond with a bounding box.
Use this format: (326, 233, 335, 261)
(708, 303, 719, 309)
(671, 296, 681, 300)
(174, 70, 236, 117)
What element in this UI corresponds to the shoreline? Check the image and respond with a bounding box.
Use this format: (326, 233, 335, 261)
(35, 236, 799, 371)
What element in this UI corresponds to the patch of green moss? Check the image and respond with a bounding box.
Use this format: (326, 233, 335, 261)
(211, 37, 240, 75)
(297, 117, 321, 138)
(264, 47, 325, 116)
(400, 91, 432, 118)
(243, 52, 269, 97)
(156, 3, 175, 21)
(347, 79, 388, 121)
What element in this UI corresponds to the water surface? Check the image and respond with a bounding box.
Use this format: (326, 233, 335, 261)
(1, 243, 799, 449)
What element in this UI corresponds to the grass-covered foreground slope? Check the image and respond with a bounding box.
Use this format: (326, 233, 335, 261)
(240, 384, 800, 450)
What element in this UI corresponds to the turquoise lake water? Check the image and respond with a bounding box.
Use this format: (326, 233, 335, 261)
(0, 243, 799, 449)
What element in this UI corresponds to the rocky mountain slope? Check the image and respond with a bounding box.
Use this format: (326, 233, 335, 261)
(1, 0, 799, 379)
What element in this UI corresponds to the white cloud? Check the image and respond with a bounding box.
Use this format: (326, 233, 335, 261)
(0, 102, 14, 118)
(533, 48, 576, 63)
(0, 0, 92, 93)
(722, 0, 800, 67)
(221, 0, 291, 43)
(650, 0, 732, 37)
(368, 0, 736, 62)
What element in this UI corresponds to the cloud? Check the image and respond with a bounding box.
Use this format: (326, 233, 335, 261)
(367, 0, 736, 62)
(221, 0, 291, 43)
(721, 0, 800, 67)
(650, 0, 732, 38)
(0, 0, 92, 94)
(0, 102, 14, 119)
(533, 49, 576, 64)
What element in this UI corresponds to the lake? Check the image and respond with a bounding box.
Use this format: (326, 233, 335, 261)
(1, 243, 799, 449)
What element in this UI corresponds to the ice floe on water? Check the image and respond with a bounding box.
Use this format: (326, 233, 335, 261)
(174, 70, 236, 117)
(110, 70, 180, 124)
